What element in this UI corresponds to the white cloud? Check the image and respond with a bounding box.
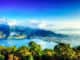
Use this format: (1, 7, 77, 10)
(8, 20, 17, 26)
(3, 18, 80, 35)
(29, 20, 80, 34)
(0, 17, 7, 24)
(31, 39, 57, 49)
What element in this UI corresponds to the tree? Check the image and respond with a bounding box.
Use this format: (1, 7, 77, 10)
(73, 46, 80, 60)
(42, 49, 54, 60)
(6, 46, 17, 60)
(0, 54, 5, 60)
(29, 41, 42, 56)
(17, 46, 32, 60)
(29, 41, 42, 60)
(54, 43, 76, 60)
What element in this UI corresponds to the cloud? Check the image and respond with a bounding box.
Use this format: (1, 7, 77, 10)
(7, 18, 80, 34)
(30, 39, 57, 49)
(28, 20, 80, 35)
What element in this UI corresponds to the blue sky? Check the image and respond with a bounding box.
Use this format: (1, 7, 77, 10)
(0, 0, 80, 20)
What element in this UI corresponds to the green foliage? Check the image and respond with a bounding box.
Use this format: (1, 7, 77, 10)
(43, 49, 54, 56)
(29, 41, 42, 56)
(6, 46, 17, 54)
(0, 54, 5, 60)
(54, 43, 76, 60)
(0, 41, 79, 60)
(17, 46, 31, 56)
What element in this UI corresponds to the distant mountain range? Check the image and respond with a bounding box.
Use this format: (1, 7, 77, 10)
(0, 23, 10, 39)
(0, 23, 69, 40)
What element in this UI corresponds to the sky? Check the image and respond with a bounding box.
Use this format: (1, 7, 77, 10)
(0, 0, 80, 48)
(0, 0, 80, 20)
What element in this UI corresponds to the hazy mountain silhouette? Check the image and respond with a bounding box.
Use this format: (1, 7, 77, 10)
(0, 24, 10, 39)
(11, 25, 68, 39)
(0, 24, 69, 40)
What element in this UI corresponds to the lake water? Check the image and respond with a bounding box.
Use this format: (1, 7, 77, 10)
(0, 39, 57, 49)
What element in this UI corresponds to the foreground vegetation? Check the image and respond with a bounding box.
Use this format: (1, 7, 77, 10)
(0, 41, 80, 60)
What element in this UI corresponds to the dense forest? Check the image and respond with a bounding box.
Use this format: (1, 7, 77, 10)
(0, 41, 80, 60)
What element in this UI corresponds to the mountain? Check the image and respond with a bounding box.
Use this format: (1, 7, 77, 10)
(0, 24, 69, 40)
(10, 25, 69, 40)
(27, 28, 68, 39)
(0, 23, 10, 39)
